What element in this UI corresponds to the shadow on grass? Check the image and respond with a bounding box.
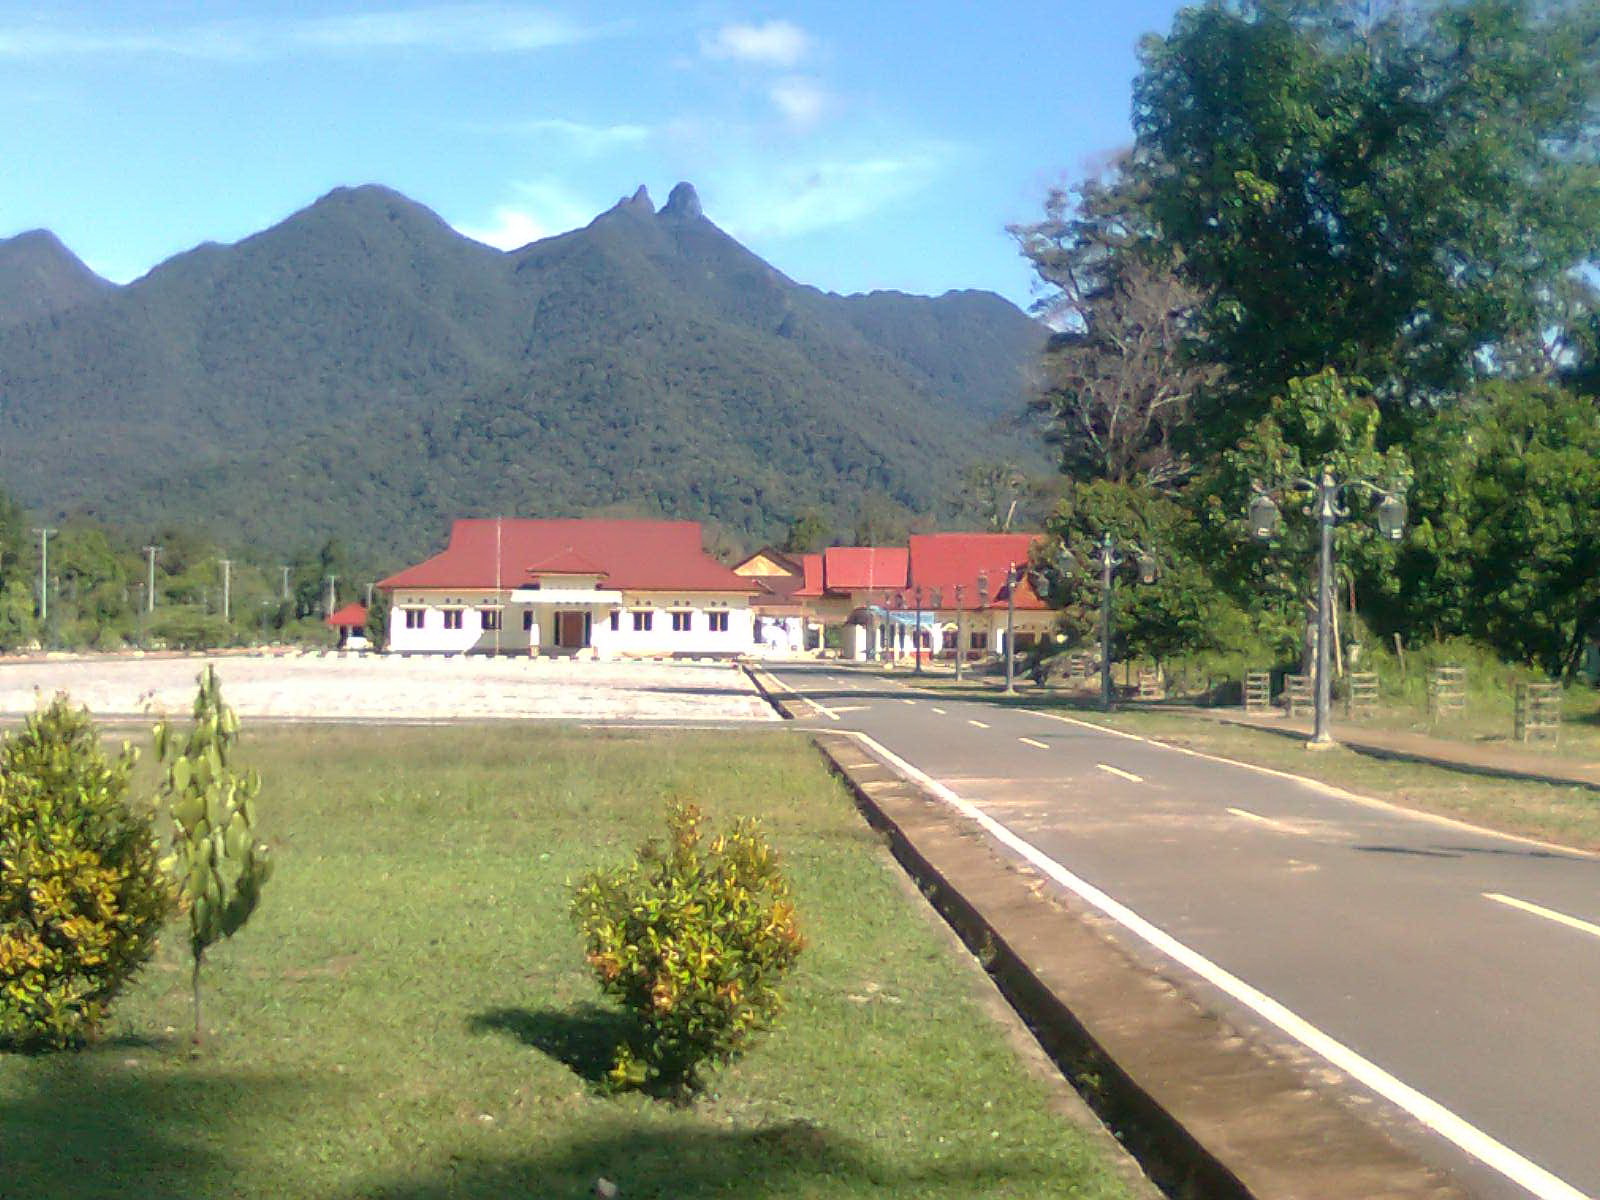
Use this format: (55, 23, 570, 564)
(0, 1053, 314, 1200)
(469, 1004, 633, 1085)
(343, 1122, 1066, 1200)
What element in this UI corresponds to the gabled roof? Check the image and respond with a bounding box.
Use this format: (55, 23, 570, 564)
(526, 547, 610, 577)
(908, 532, 1051, 610)
(326, 603, 368, 628)
(793, 553, 825, 598)
(379, 519, 757, 593)
(820, 546, 909, 593)
(733, 546, 803, 577)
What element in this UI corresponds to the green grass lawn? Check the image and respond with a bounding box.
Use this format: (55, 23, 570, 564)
(1, 725, 1135, 1200)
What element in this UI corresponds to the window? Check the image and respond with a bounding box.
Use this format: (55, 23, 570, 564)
(671, 611, 692, 632)
(442, 609, 464, 630)
(708, 611, 729, 632)
(481, 609, 501, 631)
(404, 609, 424, 630)
(969, 632, 988, 651)
(632, 610, 653, 632)
(609, 610, 619, 631)
(523, 611, 535, 632)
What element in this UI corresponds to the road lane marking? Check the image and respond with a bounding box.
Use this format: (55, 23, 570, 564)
(1018, 737, 1049, 750)
(1228, 807, 1306, 836)
(842, 728, 1588, 1200)
(1485, 892, 1600, 941)
(931, 707, 947, 715)
(829, 706, 869, 714)
(762, 671, 839, 721)
(1025, 708, 1596, 861)
(968, 719, 990, 729)
(1096, 763, 1143, 783)
(902, 699, 917, 705)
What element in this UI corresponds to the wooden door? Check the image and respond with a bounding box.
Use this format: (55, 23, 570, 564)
(558, 611, 587, 648)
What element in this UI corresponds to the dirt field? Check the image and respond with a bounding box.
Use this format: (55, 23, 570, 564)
(0, 653, 776, 723)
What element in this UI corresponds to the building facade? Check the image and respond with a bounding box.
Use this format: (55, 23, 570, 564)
(379, 519, 757, 657)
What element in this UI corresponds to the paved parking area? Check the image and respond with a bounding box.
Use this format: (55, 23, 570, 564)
(0, 653, 776, 723)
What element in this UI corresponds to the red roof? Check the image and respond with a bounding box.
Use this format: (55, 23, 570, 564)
(820, 546, 909, 592)
(378, 519, 756, 594)
(908, 532, 1051, 610)
(526, 547, 610, 577)
(325, 603, 369, 629)
(793, 553, 825, 598)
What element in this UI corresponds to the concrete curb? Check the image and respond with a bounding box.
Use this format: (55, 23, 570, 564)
(812, 731, 1470, 1200)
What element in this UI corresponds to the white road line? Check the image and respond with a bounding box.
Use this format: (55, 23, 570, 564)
(902, 699, 917, 705)
(829, 705, 869, 714)
(1485, 892, 1600, 942)
(1097, 763, 1143, 783)
(842, 729, 1588, 1200)
(931, 706, 947, 715)
(1026, 708, 1596, 861)
(1228, 807, 1306, 836)
(1019, 737, 1049, 750)
(762, 672, 839, 721)
(968, 719, 990, 729)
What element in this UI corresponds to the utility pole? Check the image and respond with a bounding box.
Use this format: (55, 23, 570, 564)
(953, 584, 966, 683)
(280, 565, 291, 603)
(31, 528, 55, 622)
(1003, 564, 1018, 695)
(144, 545, 160, 613)
(219, 558, 232, 623)
(325, 575, 337, 618)
(364, 581, 374, 609)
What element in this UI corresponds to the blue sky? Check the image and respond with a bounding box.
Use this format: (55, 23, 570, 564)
(1, 2, 1189, 309)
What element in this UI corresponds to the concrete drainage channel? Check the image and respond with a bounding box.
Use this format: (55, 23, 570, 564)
(745, 667, 1469, 1200)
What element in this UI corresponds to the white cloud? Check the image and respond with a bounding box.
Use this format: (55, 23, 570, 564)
(769, 77, 827, 128)
(455, 179, 596, 249)
(709, 146, 954, 241)
(0, 7, 610, 60)
(508, 118, 653, 156)
(701, 20, 810, 67)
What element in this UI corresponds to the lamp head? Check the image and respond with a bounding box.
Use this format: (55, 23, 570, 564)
(1136, 551, 1158, 585)
(1248, 493, 1280, 541)
(1376, 493, 1407, 542)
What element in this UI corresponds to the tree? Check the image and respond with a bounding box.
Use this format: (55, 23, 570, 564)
(781, 511, 830, 554)
(960, 461, 1032, 531)
(1135, 0, 1600, 452)
(1013, 160, 1212, 487)
(155, 667, 273, 1046)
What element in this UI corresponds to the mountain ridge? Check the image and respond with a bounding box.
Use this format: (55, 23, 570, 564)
(0, 183, 1045, 561)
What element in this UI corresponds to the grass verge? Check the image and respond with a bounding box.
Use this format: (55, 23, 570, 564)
(1, 725, 1135, 1200)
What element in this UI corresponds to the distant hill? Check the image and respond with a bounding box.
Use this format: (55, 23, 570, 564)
(0, 230, 116, 327)
(0, 182, 1045, 562)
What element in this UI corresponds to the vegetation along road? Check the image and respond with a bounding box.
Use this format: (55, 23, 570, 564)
(767, 663, 1600, 1200)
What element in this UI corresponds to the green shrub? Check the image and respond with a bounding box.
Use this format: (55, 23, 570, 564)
(0, 698, 172, 1049)
(571, 801, 804, 1094)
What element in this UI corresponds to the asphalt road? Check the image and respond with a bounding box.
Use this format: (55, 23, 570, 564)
(767, 662, 1600, 1200)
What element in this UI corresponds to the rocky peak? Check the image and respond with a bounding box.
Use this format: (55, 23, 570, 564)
(661, 182, 703, 221)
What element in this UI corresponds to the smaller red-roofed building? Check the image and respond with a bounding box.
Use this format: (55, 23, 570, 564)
(325, 603, 370, 650)
(377, 518, 758, 657)
(905, 532, 1057, 661)
(732, 547, 814, 654)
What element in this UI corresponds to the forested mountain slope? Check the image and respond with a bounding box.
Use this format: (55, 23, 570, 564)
(0, 182, 1044, 559)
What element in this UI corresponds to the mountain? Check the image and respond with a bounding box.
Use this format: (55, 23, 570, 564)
(0, 183, 1046, 563)
(0, 230, 115, 327)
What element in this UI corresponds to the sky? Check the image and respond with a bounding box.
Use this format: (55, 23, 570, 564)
(0, 2, 1190, 309)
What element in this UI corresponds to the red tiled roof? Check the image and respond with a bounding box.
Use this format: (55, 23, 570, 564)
(325, 603, 368, 628)
(793, 553, 825, 598)
(526, 547, 610, 577)
(821, 546, 909, 592)
(908, 532, 1051, 610)
(378, 519, 757, 593)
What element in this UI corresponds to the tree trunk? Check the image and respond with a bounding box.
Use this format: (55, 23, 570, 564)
(191, 948, 204, 1047)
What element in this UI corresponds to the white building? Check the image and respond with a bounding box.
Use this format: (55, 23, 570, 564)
(378, 518, 758, 657)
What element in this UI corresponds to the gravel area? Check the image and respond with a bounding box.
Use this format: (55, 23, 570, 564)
(0, 653, 777, 723)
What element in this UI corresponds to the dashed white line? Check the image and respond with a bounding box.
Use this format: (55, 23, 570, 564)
(1096, 763, 1143, 783)
(1019, 737, 1049, 750)
(902, 699, 917, 706)
(1485, 892, 1600, 942)
(842, 729, 1588, 1200)
(1228, 807, 1305, 836)
(968, 719, 990, 729)
(931, 706, 947, 715)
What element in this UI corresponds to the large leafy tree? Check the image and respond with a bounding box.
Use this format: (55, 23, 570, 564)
(1135, 0, 1600, 452)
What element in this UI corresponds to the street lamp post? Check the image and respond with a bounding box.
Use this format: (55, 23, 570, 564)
(953, 584, 966, 682)
(1079, 533, 1158, 712)
(1003, 564, 1019, 695)
(913, 586, 925, 674)
(1249, 467, 1407, 747)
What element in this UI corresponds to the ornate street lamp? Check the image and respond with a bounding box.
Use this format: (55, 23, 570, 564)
(1057, 531, 1158, 711)
(1249, 467, 1408, 747)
